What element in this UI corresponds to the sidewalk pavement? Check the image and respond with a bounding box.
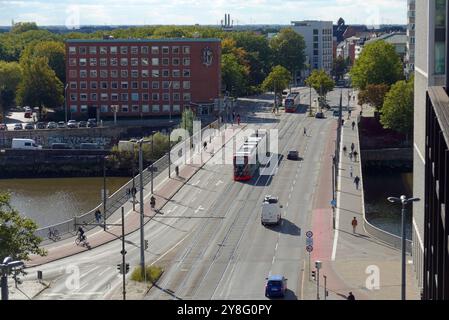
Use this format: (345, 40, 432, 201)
(306, 98, 420, 300)
(26, 124, 245, 268)
(8, 280, 49, 300)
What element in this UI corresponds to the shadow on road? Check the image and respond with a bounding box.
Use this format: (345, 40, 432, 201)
(151, 283, 183, 300)
(265, 219, 301, 236)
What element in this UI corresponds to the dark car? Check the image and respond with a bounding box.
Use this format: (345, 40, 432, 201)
(36, 122, 46, 129)
(0, 124, 8, 131)
(315, 112, 325, 119)
(332, 110, 341, 117)
(13, 123, 23, 130)
(265, 275, 287, 298)
(51, 143, 72, 150)
(78, 121, 87, 128)
(24, 123, 35, 130)
(87, 120, 97, 128)
(287, 150, 299, 160)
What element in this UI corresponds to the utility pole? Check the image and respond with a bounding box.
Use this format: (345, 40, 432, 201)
(324, 275, 327, 300)
(151, 131, 156, 194)
(121, 207, 126, 300)
(138, 140, 145, 278)
(0, 257, 24, 300)
(103, 156, 107, 231)
(168, 127, 171, 178)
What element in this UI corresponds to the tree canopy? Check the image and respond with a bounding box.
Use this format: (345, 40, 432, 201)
(333, 56, 347, 81)
(11, 22, 39, 34)
(221, 53, 249, 97)
(350, 40, 404, 90)
(262, 65, 292, 94)
(0, 192, 46, 264)
(305, 69, 335, 98)
(380, 77, 414, 136)
(270, 28, 306, 80)
(0, 61, 22, 122)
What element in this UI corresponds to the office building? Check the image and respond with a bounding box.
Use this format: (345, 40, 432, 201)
(406, 0, 416, 75)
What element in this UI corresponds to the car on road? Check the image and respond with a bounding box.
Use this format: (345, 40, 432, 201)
(78, 121, 87, 128)
(47, 122, 57, 129)
(315, 112, 324, 119)
(87, 119, 97, 128)
(24, 123, 35, 130)
(36, 122, 46, 129)
(57, 121, 66, 128)
(24, 106, 32, 118)
(287, 150, 299, 160)
(51, 143, 72, 150)
(0, 124, 7, 131)
(261, 195, 282, 226)
(265, 275, 287, 298)
(13, 123, 23, 130)
(12, 138, 42, 150)
(67, 120, 77, 128)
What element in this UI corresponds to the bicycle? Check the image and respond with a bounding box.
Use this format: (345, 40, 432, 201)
(75, 234, 87, 246)
(48, 228, 61, 241)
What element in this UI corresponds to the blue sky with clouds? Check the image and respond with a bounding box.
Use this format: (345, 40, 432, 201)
(0, 0, 407, 26)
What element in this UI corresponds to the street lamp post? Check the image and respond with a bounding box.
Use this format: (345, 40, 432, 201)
(103, 156, 107, 231)
(387, 195, 420, 300)
(0, 257, 24, 300)
(151, 131, 156, 194)
(137, 138, 150, 278)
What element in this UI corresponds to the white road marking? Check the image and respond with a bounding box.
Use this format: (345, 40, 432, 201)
(192, 180, 200, 186)
(98, 266, 112, 277)
(190, 196, 197, 203)
(215, 180, 224, 186)
(194, 206, 205, 214)
(331, 124, 344, 261)
(166, 205, 178, 215)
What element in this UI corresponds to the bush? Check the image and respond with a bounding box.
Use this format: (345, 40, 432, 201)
(130, 265, 163, 284)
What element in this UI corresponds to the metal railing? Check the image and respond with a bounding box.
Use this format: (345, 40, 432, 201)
(35, 119, 222, 242)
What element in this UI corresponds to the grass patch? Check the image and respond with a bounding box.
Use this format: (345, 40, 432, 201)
(130, 265, 163, 284)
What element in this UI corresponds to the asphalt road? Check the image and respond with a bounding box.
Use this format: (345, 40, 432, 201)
(21, 87, 351, 300)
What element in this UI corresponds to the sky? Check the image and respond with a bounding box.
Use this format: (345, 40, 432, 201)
(0, 0, 407, 27)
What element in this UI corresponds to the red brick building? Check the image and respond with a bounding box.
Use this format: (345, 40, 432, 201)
(65, 38, 221, 118)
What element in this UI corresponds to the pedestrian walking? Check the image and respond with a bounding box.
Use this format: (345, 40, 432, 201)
(237, 114, 241, 126)
(175, 165, 179, 177)
(349, 152, 353, 161)
(232, 111, 236, 123)
(350, 142, 355, 152)
(349, 165, 353, 178)
(203, 141, 207, 150)
(343, 145, 347, 155)
(351, 217, 358, 234)
(95, 209, 102, 224)
(354, 175, 360, 190)
(353, 150, 358, 162)
(303, 127, 307, 136)
(341, 119, 345, 126)
(352, 121, 356, 131)
(347, 292, 356, 300)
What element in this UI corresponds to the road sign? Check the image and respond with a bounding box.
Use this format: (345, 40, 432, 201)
(306, 245, 313, 253)
(331, 199, 337, 207)
(306, 238, 313, 246)
(306, 231, 313, 238)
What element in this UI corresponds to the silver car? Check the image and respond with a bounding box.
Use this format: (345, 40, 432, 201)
(47, 122, 57, 129)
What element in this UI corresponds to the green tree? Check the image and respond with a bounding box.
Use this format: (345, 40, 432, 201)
(0, 61, 22, 122)
(11, 22, 38, 34)
(350, 40, 404, 90)
(270, 28, 306, 84)
(380, 77, 414, 139)
(262, 65, 292, 106)
(181, 108, 194, 136)
(358, 84, 390, 112)
(221, 53, 249, 97)
(20, 41, 66, 83)
(16, 57, 64, 119)
(0, 192, 46, 264)
(332, 56, 347, 81)
(305, 69, 335, 99)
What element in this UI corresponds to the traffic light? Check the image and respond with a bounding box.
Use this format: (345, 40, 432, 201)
(311, 270, 316, 280)
(125, 263, 130, 274)
(117, 263, 123, 274)
(144, 240, 148, 250)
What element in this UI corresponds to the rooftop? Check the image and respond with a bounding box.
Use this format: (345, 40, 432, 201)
(365, 32, 407, 45)
(65, 38, 221, 43)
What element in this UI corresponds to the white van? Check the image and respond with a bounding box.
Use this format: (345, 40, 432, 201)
(11, 138, 43, 150)
(261, 195, 283, 226)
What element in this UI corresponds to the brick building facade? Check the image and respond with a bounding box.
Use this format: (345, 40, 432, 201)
(65, 38, 221, 118)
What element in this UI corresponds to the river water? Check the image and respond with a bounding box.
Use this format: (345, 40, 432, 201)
(363, 171, 413, 240)
(0, 177, 129, 229)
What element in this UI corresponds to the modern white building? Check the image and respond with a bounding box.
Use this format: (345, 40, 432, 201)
(406, 0, 416, 76)
(290, 20, 333, 79)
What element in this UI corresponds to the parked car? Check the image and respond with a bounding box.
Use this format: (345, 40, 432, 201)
(11, 138, 42, 150)
(265, 275, 287, 298)
(57, 121, 66, 128)
(13, 123, 23, 130)
(51, 143, 72, 150)
(315, 112, 325, 119)
(78, 121, 87, 128)
(36, 122, 46, 129)
(87, 119, 97, 128)
(287, 150, 299, 160)
(67, 120, 78, 128)
(0, 124, 8, 131)
(47, 122, 58, 129)
(24, 123, 35, 130)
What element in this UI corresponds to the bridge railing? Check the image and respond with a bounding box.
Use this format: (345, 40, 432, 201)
(35, 119, 222, 242)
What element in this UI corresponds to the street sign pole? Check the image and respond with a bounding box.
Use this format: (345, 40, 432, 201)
(308, 252, 311, 281)
(121, 207, 126, 301)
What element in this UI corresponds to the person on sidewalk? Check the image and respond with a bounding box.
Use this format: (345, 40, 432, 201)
(95, 209, 102, 225)
(352, 217, 358, 234)
(347, 292, 356, 300)
(343, 145, 347, 155)
(349, 165, 353, 178)
(354, 176, 360, 190)
(352, 121, 356, 131)
(303, 127, 307, 136)
(203, 141, 207, 150)
(353, 150, 358, 162)
(349, 152, 353, 162)
(150, 196, 156, 209)
(350, 142, 355, 153)
(237, 114, 241, 126)
(175, 165, 179, 177)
